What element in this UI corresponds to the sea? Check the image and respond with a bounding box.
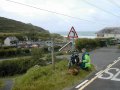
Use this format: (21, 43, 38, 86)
(57, 31, 97, 39)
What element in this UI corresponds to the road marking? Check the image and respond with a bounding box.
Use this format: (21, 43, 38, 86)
(98, 68, 120, 80)
(78, 57, 120, 90)
(107, 64, 112, 68)
(95, 70, 103, 75)
(75, 80, 89, 88)
(118, 57, 120, 60)
(114, 60, 117, 63)
(111, 70, 120, 81)
(79, 76, 98, 90)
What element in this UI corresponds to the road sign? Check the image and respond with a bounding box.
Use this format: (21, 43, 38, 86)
(68, 26, 78, 39)
(98, 68, 120, 81)
(68, 26, 78, 51)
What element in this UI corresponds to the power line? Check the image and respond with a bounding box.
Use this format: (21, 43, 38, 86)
(82, 0, 120, 18)
(107, 0, 120, 9)
(5, 0, 107, 25)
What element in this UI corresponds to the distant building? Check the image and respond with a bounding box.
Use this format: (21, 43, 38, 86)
(96, 27, 120, 39)
(4, 36, 18, 46)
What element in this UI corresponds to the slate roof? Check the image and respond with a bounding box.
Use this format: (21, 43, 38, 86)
(6, 36, 18, 41)
(96, 27, 120, 34)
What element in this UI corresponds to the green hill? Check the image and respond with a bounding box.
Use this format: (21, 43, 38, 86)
(0, 17, 49, 33)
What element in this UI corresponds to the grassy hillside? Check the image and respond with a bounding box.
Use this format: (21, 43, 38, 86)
(13, 60, 94, 90)
(0, 17, 49, 33)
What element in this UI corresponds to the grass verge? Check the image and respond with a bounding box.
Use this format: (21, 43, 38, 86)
(118, 45, 120, 49)
(13, 60, 94, 90)
(0, 80, 4, 88)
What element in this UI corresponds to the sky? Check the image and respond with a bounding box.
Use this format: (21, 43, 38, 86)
(1, 0, 120, 33)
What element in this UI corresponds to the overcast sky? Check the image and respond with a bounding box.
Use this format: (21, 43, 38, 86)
(1, 0, 120, 33)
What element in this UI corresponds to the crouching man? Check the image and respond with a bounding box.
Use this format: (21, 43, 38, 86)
(80, 48, 91, 70)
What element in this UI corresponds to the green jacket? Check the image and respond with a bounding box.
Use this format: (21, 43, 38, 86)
(82, 52, 91, 68)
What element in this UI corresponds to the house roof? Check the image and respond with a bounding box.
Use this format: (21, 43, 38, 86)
(96, 27, 120, 34)
(6, 36, 18, 41)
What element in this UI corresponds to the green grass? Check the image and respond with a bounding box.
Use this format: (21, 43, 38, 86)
(0, 80, 4, 88)
(13, 60, 94, 90)
(118, 45, 120, 49)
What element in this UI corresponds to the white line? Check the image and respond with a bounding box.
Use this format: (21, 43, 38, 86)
(78, 58, 120, 90)
(78, 76, 97, 90)
(75, 80, 88, 88)
(107, 64, 112, 68)
(114, 60, 117, 63)
(95, 70, 103, 75)
(118, 57, 120, 60)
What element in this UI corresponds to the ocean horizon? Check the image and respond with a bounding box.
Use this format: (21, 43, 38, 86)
(57, 31, 97, 38)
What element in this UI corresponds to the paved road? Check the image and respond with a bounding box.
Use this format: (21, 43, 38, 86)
(0, 79, 13, 90)
(71, 46, 120, 90)
(83, 60, 120, 90)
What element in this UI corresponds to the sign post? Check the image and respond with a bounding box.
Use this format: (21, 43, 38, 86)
(51, 38, 55, 70)
(68, 26, 78, 51)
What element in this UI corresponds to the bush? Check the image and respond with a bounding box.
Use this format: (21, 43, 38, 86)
(0, 57, 46, 77)
(55, 52, 64, 56)
(0, 48, 30, 58)
(75, 38, 99, 51)
(75, 38, 109, 51)
(45, 54, 52, 62)
(31, 48, 44, 60)
(0, 46, 15, 49)
(54, 46, 61, 52)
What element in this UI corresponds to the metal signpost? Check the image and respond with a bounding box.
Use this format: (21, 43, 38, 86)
(68, 26, 78, 51)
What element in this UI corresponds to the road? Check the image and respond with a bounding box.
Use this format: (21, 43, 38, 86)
(71, 46, 120, 90)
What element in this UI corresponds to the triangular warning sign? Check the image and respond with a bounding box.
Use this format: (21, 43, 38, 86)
(68, 26, 78, 38)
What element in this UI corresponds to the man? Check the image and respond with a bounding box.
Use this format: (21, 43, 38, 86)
(68, 51, 80, 69)
(81, 48, 91, 69)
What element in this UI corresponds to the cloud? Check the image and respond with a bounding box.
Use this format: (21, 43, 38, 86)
(0, 0, 120, 32)
(0, 0, 96, 18)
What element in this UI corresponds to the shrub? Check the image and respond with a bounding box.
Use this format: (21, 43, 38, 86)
(75, 38, 99, 51)
(31, 48, 44, 60)
(0, 48, 30, 58)
(75, 38, 109, 51)
(45, 54, 52, 62)
(0, 57, 46, 77)
(55, 52, 64, 56)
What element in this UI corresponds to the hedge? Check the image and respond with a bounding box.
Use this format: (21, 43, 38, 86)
(0, 58, 46, 77)
(0, 48, 30, 58)
(75, 38, 107, 51)
(76, 38, 97, 51)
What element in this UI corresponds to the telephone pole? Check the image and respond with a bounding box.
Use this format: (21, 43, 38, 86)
(51, 38, 55, 70)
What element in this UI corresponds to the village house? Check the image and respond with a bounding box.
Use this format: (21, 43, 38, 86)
(4, 36, 18, 46)
(96, 27, 120, 39)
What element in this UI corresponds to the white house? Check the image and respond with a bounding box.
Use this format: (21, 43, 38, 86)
(96, 27, 120, 39)
(4, 36, 18, 46)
